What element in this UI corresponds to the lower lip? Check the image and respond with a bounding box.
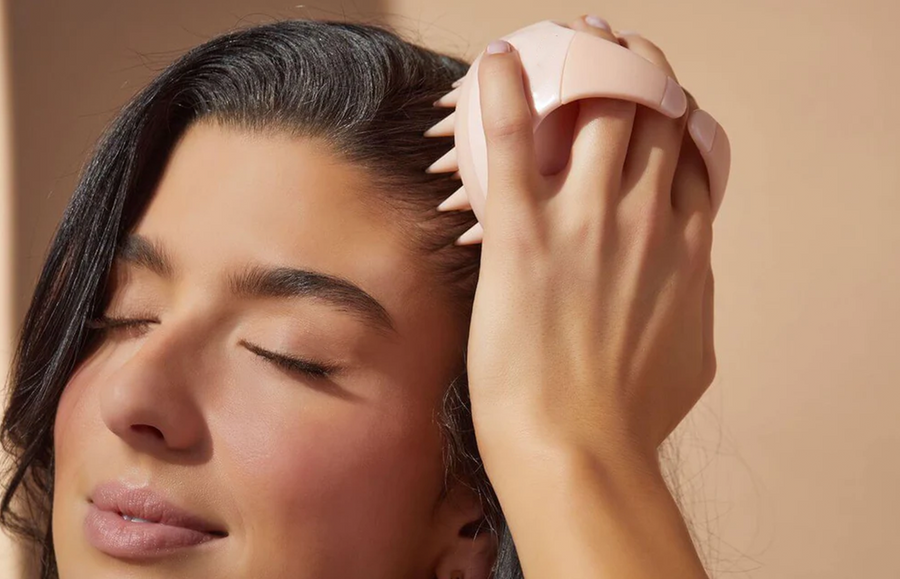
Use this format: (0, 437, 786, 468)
(84, 503, 223, 559)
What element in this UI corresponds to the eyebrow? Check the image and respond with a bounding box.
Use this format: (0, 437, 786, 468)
(114, 233, 398, 336)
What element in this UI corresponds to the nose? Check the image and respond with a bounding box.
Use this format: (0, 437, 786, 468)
(98, 321, 210, 456)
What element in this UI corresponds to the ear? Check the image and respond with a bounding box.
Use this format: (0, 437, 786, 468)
(431, 480, 498, 579)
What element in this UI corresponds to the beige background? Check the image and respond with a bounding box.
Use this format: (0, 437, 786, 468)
(2, 0, 898, 577)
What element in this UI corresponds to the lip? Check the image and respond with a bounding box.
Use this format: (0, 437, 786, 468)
(85, 481, 227, 559)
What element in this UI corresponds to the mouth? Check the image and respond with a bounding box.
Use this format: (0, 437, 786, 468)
(112, 509, 229, 537)
(85, 481, 228, 559)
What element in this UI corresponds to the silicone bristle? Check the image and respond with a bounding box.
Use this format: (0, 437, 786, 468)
(425, 147, 458, 174)
(437, 185, 471, 212)
(433, 86, 461, 108)
(455, 222, 484, 246)
(423, 112, 456, 137)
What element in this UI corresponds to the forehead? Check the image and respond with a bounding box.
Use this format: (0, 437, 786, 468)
(133, 119, 417, 331)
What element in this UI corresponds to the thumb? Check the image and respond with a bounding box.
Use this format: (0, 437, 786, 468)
(477, 40, 542, 212)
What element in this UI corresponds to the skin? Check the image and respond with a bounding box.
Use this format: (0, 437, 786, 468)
(52, 120, 493, 578)
(467, 16, 714, 579)
(52, 14, 714, 579)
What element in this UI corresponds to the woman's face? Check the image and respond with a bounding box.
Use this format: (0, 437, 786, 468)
(52, 120, 487, 578)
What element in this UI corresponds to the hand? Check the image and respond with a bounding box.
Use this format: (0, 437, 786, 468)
(465, 17, 718, 469)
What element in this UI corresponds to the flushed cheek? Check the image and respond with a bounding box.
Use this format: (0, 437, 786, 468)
(54, 358, 109, 481)
(216, 394, 442, 573)
(54, 342, 134, 462)
(52, 358, 118, 570)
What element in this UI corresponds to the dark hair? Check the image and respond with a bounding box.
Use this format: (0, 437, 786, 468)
(0, 18, 524, 579)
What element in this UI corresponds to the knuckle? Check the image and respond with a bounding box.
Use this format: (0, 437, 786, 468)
(681, 242, 711, 277)
(484, 111, 532, 141)
(684, 213, 713, 259)
(682, 250, 711, 282)
(564, 215, 606, 254)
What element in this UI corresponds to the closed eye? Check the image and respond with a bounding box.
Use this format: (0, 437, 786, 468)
(85, 314, 155, 337)
(238, 339, 338, 380)
(85, 315, 339, 380)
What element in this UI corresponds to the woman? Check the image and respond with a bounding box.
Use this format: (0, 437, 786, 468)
(0, 14, 718, 579)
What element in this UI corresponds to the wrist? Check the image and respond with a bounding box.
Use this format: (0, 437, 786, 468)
(473, 409, 661, 482)
(475, 422, 665, 498)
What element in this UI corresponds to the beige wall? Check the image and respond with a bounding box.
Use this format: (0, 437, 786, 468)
(3, 1, 899, 578)
(0, 0, 16, 576)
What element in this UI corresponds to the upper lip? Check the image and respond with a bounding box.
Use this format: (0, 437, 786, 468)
(89, 481, 228, 536)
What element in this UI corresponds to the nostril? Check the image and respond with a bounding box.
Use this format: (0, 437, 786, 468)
(131, 424, 164, 440)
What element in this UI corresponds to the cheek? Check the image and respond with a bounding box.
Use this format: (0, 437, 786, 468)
(54, 357, 106, 473)
(215, 376, 445, 549)
(52, 354, 115, 570)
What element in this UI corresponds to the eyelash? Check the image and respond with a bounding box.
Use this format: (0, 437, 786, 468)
(84, 315, 338, 380)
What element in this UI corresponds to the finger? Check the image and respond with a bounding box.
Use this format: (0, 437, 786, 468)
(683, 87, 700, 112)
(565, 15, 637, 207)
(671, 108, 712, 218)
(570, 13, 616, 41)
(613, 31, 680, 82)
(616, 33, 688, 212)
(477, 40, 543, 215)
(687, 109, 732, 221)
(647, 80, 730, 222)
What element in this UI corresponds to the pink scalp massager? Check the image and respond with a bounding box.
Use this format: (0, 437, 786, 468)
(423, 20, 731, 245)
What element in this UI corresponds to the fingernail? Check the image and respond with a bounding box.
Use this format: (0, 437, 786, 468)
(615, 29, 640, 36)
(688, 109, 717, 153)
(486, 39, 511, 55)
(661, 76, 687, 118)
(584, 15, 612, 32)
